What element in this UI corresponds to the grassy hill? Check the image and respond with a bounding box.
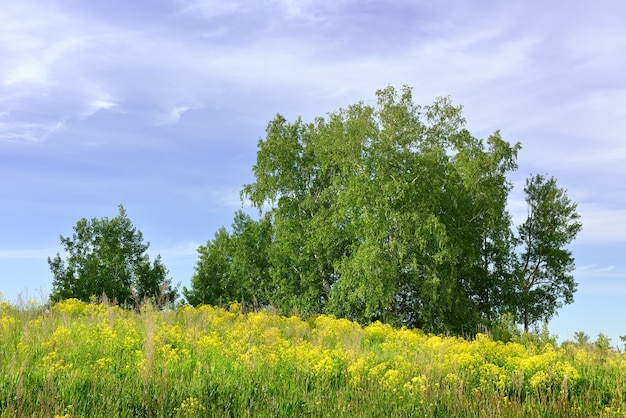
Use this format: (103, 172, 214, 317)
(0, 299, 624, 417)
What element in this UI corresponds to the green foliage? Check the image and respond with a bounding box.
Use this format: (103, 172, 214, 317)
(595, 333, 611, 351)
(513, 175, 582, 332)
(489, 313, 522, 343)
(49, 205, 177, 308)
(516, 322, 558, 347)
(574, 331, 591, 346)
(1, 301, 624, 417)
(186, 85, 582, 336)
(183, 227, 232, 306)
(183, 211, 272, 309)
(237, 85, 525, 333)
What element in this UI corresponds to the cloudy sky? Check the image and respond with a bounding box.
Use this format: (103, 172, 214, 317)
(1, 0, 625, 344)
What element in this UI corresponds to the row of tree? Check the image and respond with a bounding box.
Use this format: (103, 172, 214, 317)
(49, 86, 581, 335)
(183, 86, 582, 334)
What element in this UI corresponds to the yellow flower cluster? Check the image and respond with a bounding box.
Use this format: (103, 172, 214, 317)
(35, 302, 605, 398)
(52, 298, 88, 316)
(36, 302, 143, 379)
(4, 298, 626, 416)
(174, 396, 205, 417)
(0, 315, 17, 332)
(53, 404, 73, 418)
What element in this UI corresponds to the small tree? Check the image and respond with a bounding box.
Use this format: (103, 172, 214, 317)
(574, 331, 590, 346)
(513, 174, 582, 332)
(183, 226, 233, 306)
(48, 205, 178, 308)
(183, 211, 272, 309)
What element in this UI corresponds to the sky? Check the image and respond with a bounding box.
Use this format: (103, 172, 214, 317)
(1, 0, 625, 345)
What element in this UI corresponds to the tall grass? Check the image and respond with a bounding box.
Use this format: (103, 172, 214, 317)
(0, 298, 624, 417)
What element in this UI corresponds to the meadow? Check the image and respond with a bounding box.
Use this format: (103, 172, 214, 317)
(0, 298, 625, 417)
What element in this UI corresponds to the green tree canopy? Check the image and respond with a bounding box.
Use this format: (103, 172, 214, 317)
(513, 174, 582, 332)
(239, 85, 523, 333)
(49, 205, 178, 308)
(186, 85, 582, 336)
(183, 211, 272, 309)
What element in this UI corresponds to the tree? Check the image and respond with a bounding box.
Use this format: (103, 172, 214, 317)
(49, 205, 178, 308)
(513, 174, 582, 332)
(183, 227, 233, 306)
(183, 211, 272, 309)
(574, 330, 590, 346)
(187, 85, 582, 336)
(241, 85, 522, 333)
(228, 211, 273, 309)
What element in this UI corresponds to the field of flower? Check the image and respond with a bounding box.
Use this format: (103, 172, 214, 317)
(0, 298, 625, 417)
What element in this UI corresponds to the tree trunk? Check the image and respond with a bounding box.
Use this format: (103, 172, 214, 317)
(524, 306, 529, 333)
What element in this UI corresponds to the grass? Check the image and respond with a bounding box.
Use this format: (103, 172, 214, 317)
(0, 298, 625, 417)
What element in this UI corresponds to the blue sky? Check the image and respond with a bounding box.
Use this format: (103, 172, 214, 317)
(1, 0, 625, 345)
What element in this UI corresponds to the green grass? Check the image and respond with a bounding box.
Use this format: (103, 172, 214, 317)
(0, 299, 624, 417)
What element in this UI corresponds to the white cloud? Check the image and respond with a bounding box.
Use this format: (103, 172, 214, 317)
(175, 0, 351, 20)
(0, 0, 535, 143)
(0, 119, 65, 142)
(270, 0, 352, 19)
(152, 241, 200, 259)
(0, 247, 58, 259)
(156, 104, 204, 126)
(0, 3, 127, 140)
(80, 98, 121, 119)
(175, 0, 247, 19)
(576, 204, 626, 245)
(272, 0, 310, 18)
(0, 0, 624, 180)
(577, 264, 616, 275)
(3, 60, 49, 86)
